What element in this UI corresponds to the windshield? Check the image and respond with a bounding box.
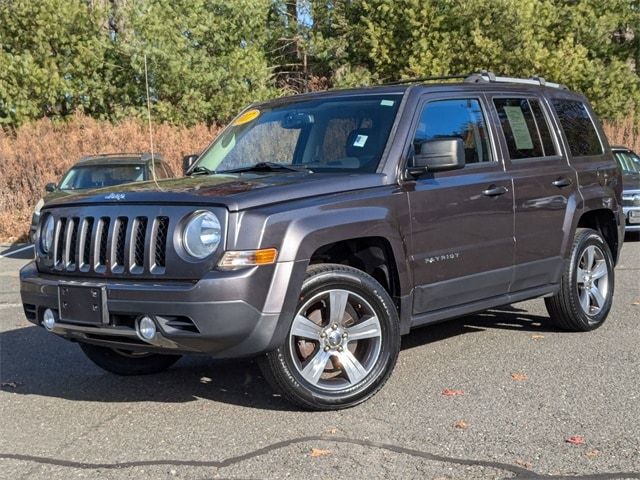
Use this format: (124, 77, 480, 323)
(194, 94, 402, 174)
(58, 164, 146, 190)
(614, 150, 640, 174)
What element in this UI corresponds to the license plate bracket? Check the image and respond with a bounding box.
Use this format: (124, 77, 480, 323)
(58, 285, 108, 325)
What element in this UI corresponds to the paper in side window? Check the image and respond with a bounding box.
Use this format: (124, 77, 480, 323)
(353, 135, 368, 148)
(503, 106, 533, 150)
(380, 99, 395, 107)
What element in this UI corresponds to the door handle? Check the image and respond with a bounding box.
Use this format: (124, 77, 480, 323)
(552, 177, 572, 188)
(482, 185, 508, 197)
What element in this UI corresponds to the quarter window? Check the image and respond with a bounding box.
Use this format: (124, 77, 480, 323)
(414, 99, 493, 164)
(551, 99, 603, 157)
(493, 98, 557, 159)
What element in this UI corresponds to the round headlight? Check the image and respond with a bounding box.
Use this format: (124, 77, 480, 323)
(182, 211, 221, 259)
(41, 215, 55, 253)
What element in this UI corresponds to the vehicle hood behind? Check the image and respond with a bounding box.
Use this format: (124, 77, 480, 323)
(622, 172, 640, 192)
(44, 172, 389, 212)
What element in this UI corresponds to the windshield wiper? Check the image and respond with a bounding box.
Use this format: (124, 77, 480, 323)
(189, 165, 215, 176)
(220, 162, 312, 174)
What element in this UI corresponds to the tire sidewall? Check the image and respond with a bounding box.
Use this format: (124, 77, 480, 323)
(273, 267, 400, 408)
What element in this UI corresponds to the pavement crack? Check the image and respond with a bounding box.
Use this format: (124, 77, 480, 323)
(1, 435, 639, 479)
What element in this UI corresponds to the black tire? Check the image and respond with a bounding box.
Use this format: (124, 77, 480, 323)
(259, 264, 400, 410)
(79, 343, 181, 376)
(545, 228, 615, 331)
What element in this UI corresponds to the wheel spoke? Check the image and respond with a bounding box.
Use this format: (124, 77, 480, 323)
(291, 315, 322, 340)
(579, 288, 590, 312)
(300, 349, 332, 385)
(576, 267, 587, 283)
(337, 349, 368, 385)
(590, 285, 605, 308)
(585, 246, 595, 271)
(329, 290, 349, 325)
(591, 261, 608, 280)
(346, 315, 381, 341)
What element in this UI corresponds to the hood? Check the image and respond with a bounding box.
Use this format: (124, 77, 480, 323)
(621, 171, 640, 192)
(44, 172, 389, 212)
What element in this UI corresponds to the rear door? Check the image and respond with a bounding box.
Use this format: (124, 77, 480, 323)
(488, 94, 577, 291)
(405, 94, 515, 315)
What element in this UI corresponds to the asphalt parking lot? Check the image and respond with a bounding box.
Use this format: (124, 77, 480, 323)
(1, 240, 639, 480)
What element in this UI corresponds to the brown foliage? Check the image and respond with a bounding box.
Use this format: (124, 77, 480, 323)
(603, 112, 640, 152)
(0, 113, 637, 243)
(0, 113, 220, 242)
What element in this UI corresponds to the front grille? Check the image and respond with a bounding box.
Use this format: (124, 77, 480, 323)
(51, 214, 169, 276)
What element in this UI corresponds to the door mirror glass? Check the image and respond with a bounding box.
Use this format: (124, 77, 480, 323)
(45, 182, 57, 192)
(182, 154, 199, 175)
(412, 138, 465, 173)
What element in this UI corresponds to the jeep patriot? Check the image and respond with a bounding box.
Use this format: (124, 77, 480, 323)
(21, 72, 625, 409)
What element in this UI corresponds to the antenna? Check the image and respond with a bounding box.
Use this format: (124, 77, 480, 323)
(144, 53, 161, 188)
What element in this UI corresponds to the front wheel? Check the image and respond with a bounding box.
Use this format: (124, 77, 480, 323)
(79, 343, 181, 376)
(545, 228, 615, 331)
(260, 264, 400, 410)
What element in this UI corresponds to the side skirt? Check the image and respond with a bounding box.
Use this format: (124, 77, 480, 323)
(408, 284, 559, 330)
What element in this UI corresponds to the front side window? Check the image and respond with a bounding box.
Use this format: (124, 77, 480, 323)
(414, 98, 493, 164)
(551, 99, 603, 157)
(195, 95, 402, 173)
(493, 98, 557, 159)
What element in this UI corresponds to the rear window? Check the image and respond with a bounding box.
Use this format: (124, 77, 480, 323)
(493, 98, 557, 159)
(551, 99, 603, 157)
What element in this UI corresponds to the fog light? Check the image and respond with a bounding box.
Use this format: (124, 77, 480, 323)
(43, 308, 56, 330)
(137, 315, 157, 341)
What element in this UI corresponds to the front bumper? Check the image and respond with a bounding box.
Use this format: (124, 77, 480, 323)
(20, 260, 306, 357)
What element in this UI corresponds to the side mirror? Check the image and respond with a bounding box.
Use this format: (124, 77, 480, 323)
(408, 138, 465, 176)
(182, 154, 198, 175)
(45, 182, 57, 192)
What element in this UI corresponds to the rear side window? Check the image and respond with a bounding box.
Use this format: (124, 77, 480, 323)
(551, 99, 603, 157)
(414, 98, 493, 164)
(493, 98, 557, 159)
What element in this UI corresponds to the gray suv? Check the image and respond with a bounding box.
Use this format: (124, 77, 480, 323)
(21, 72, 625, 410)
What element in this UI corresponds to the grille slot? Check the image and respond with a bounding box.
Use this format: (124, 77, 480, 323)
(79, 217, 94, 272)
(95, 217, 110, 272)
(129, 217, 148, 274)
(111, 217, 128, 273)
(152, 217, 169, 272)
(54, 217, 67, 269)
(48, 213, 170, 276)
(65, 217, 79, 270)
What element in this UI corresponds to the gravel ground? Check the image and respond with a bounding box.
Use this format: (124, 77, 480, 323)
(1, 239, 638, 479)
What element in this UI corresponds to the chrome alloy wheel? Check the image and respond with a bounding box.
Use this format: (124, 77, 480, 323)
(288, 289, 382, 391)
(576, 245, 609, 317)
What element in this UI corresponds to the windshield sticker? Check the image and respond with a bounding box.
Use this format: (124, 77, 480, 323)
(380, 99, 395, 107)
(233, 109, 260, 126)
(353, 135, 368, 148)
(503, 106, 533, 150)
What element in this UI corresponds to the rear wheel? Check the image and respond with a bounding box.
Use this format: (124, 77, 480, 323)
(79, 343, 181, 375)
(545, 228, 614, 331)
(260, 264, 400, 410)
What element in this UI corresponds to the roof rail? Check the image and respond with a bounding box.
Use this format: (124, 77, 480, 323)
(384, 74, 469, 85)
(464, 71, 568, 90)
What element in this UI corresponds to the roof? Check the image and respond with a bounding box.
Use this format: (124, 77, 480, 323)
(75, 153, 164, 166)
(256, 72, 578, 109)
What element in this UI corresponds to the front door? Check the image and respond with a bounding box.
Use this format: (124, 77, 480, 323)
(405, 95, 515, 315)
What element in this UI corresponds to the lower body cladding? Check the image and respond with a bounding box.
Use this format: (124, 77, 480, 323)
(19, 260, 306, 357)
